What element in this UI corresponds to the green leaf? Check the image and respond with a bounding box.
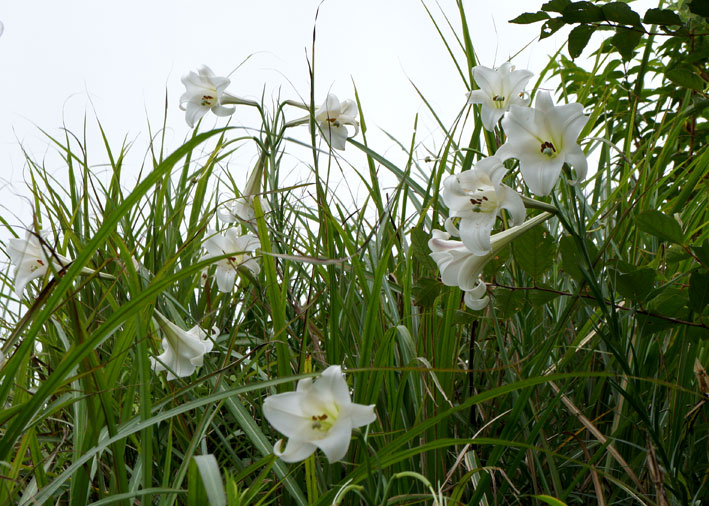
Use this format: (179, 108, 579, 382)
(643, 8, 683, 26)
(188, 459, 211, 506)
(510, 11, 550, 24)
(542, 0, 571, 13)
(666, 245, 690, 263)
(562, 2, 604, 23)
(483, 244, 510, 278)
(413, 277, 443, 307)
(559, 235, 599, 282)
(693, 239, 709, 268)
(602, 2, 642, 26)
(635, 210, 684, 244)
(513, 225, 554, 280)
(528, 286, 562, 306)
(612, 267, 656, 302)
(666, 68, 705, 91)
(532, 496, 568, 506)
(191, 455, 227, 506)
(689, 0, 709, 17)
(689, 271, 709, 313)
(411, 226, 437, 271)
(568, 24, 595, 58)
(492, 287, 527, 318)
(540, 17, 566, 39)
(639, 286, 689, 335)
(610, 26, 643, 60)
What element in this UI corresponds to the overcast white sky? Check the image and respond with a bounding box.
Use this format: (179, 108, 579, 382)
(0, 0, 653, 234)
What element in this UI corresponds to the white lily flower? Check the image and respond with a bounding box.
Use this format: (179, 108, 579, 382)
(7, 230, 71, 297)
(150, 311, 215, 381)
(441, 156, 525, 256)
(200, 229, 260, 293)
(263, 365, 376, 463)
(180, 65, 238, 128)
(429, 212, 553, 310)
(218, 195, 271, 224)
(496, 91, 588, 196)
(314, 94, 360, 150)
(466, 62, 533, 131)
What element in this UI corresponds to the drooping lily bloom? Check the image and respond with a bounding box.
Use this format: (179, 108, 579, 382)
(441, 156, 525, 256)
(466, 62, 533, 131)
(150, 311, 215, 381)
(263, 365, 376, 463)
(314, 94, 360, 150)
(496, 91, 588, 196)
(180, 65, 237, 128)
(200, 229, 260, 293)
(7, 230, 71, 297)
(429, 212, 553, 310)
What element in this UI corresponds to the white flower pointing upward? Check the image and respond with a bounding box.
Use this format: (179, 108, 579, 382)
(429, 212, 553, 310)
(150, 311, 215, 381)
(466, 62, 533, 131)
(496, 91, 588, 196)
(180, 65, 252, 128)
(441, 156, 525, 256)
(200, 229, 261, 293)
(314, 94, 360, 150)
(218, 195, 272, 224)
(263, 365, 376, 463)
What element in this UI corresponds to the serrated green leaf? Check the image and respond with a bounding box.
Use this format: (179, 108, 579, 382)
(568, 24, 595, 58)
(513, 226, 554, 280)
(643, 8, 683, 26)
(563, 2, 604, 23)
(689, 271, 709, 313)
(542, 0, 571, 13)
(666, 68, 705, 91)
(635, 210, 684, 244)
(541, 18, 567, 39)
(510, 11, 550, 24)
(602, 2, 642, 26)
(610, 26, 643, 60)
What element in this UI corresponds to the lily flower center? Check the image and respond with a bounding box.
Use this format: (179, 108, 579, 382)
(464, 176, 498, 213)
(30, 259, 45, 272)
(492, 95, 506, 109)
(227, 253, 245, 269)
(308, 403, 340, 434)
(540, 141, 557, 157)
(200, 92, 217, 107)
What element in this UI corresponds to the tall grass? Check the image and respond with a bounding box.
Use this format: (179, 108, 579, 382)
(1, 1, 707, 505)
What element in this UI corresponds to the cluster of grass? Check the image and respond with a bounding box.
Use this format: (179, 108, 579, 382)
(1, 1, 708, 505)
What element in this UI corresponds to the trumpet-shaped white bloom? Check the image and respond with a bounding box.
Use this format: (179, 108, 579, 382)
(466, 63, 533, 131)
(441, 157, 525, 256)
(263, 365, 376, 463)
(7, 230, 70, 297)
(150, 312, 215, 381)
(201, 229, 260, 293)
(180, 65, 236, 128)
(496, 91, 588, 196)
(314, 94, 360, 150)
(429, 212, 553, 310)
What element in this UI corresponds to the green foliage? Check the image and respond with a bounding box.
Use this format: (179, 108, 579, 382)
(1, 1, 708, 505)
